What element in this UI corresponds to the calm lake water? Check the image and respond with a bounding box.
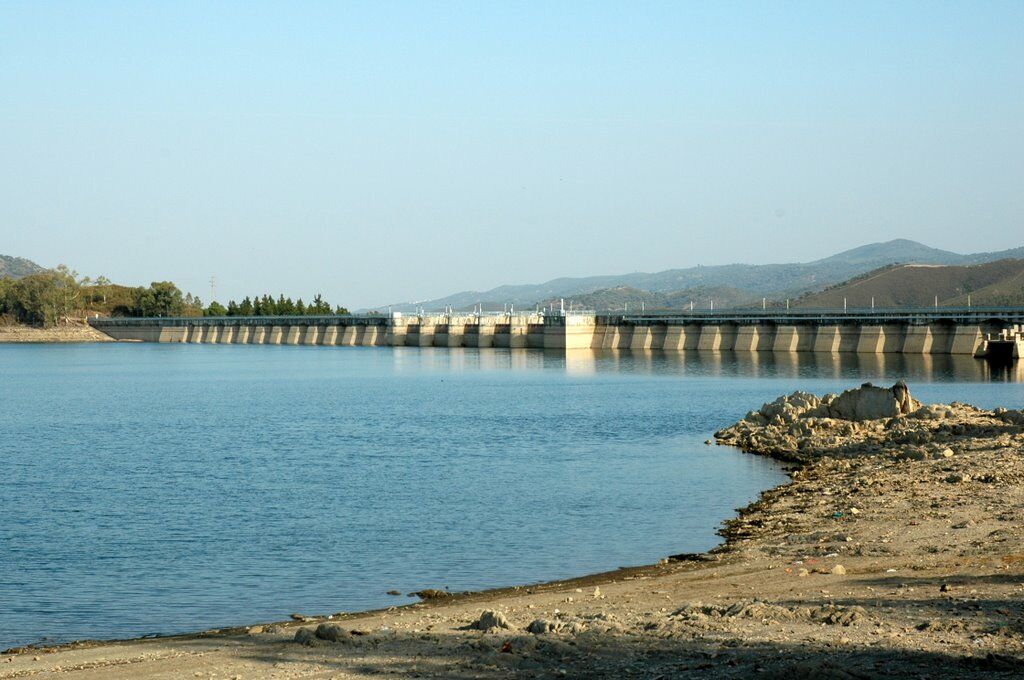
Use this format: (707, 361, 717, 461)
(1, 345, 1021, 649)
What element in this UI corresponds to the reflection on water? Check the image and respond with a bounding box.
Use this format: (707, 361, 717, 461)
(401, 348, 1023, 383)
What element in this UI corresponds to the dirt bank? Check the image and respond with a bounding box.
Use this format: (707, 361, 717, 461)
(4, 385, 1024, 678)
(0, 323, 113, 343)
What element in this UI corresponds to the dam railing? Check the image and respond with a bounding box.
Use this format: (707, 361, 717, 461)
(615, 306, 1024, 325)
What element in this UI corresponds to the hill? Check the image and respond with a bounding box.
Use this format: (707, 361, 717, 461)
(537, 285, 758, 312)
(796, 259, 1024, 308)
(376, 239, 1024, 312)
(0, 254, 45, 279)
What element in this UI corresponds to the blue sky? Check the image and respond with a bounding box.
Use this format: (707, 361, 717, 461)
(2, 1, 1022, 308)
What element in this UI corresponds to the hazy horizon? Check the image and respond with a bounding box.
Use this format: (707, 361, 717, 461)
(3, 2, 1022, 308)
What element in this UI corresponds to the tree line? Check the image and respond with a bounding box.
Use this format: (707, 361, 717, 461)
(1, 266, 349, 326)
(1, 269, 205, 325)
(207, 294, 348, 317)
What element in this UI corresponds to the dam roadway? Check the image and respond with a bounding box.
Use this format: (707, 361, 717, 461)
(90, 307, 1024, 358)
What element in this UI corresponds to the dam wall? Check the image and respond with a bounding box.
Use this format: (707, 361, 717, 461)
(90, 308, 1024, 357)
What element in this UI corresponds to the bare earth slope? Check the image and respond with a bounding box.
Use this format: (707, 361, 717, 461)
(4, 386, 1024, 678)
(797, 259, 1024, 308)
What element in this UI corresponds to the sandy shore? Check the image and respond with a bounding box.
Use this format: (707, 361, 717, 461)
(0, 324, 113, 343)
(4, 386, 1024, 678)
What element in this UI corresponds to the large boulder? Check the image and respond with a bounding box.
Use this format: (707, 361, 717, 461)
(826, 381, 919, 421)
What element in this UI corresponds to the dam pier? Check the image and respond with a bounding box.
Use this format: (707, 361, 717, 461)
(91, 307, 1024, 359)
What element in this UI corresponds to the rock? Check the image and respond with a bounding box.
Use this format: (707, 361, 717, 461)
(289, 613, 307, 621)
(898, 448, 929, 461)
(828, 383, 906, 421)
(592, 586, 601, 598)
(246, 625, 264, 635)
(946, 473, 971, 484)
(314, 623, 349, 642)
(940, 448, 954, 458)
(892, 380, 915, 415)
(386, 590, 401, 596)
(411, 589, 451, 600)
(527, 618, 562, 635)
(293, 628, 316, 645)
(830, 564, 847, 575)
(759, 391, 821, 423)
(472, 610, 511, 631)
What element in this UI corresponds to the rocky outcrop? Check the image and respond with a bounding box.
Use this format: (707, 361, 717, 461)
(737, 381, 921, 430)
(828, 381, 919, 421)
(716, 383, 1021, 463)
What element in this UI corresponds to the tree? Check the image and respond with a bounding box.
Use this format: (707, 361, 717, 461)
(132, 281, 186, 317)
(205, 301, 228, 316)
(52, 265, 82, 322)
(309, 293, 332, 314)
(239, 296, 254, 316)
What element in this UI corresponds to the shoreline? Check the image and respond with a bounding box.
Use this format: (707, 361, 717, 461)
(4, 387, 1024, 677)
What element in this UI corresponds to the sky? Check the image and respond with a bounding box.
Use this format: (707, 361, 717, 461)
(2, 1, 1022, 309)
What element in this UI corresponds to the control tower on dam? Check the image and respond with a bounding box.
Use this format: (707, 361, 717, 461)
(90, 307, 1024, 358)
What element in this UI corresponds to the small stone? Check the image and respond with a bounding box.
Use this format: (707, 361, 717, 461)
(704, 439, 714, 445)
(830, 565, 847, 575)
(940, 583, 953, 592)
(593, 587, 601, 598)
(386, 590, 401, 596)
(798, 568, 810, 577)
(849, 508, 860, 515)
(941, 448, 954, 458)
(246, 625, 264, 635)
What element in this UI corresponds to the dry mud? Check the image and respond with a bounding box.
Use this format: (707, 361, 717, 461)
(4, 387, 1024, 678)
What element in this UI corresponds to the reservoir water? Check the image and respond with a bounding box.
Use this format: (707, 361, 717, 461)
(1, 344, 1021, 650)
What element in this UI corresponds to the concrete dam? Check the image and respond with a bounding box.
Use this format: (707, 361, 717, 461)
(90, 307, 1024, 358)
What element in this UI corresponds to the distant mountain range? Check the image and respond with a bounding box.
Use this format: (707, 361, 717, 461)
(375, 239, 1024, 312)
(0, 254, 45, 279)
